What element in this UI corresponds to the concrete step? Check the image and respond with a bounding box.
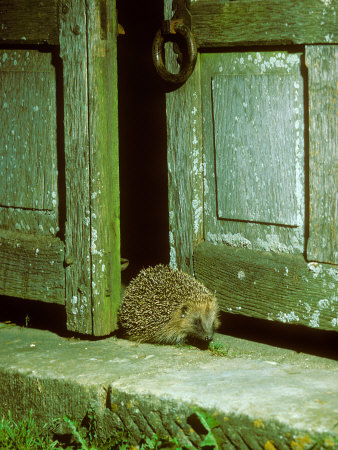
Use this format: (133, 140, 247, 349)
(0, 323, 337, 448)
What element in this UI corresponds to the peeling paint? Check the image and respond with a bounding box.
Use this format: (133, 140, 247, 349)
(71, 296, 78, 315)
(237, 270, 245, 280)
(169, 230, 177, 269)
(207, 231, 252, 249)
(192, 199, 203, 237)
(309, 310, 320, 328)
(277, 311, 300, 323)
(318, 299, 330, 310)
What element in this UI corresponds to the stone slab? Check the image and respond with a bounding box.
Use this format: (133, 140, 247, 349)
(0, 324, 337, 447)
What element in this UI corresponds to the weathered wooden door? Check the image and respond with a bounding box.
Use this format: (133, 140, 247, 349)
(165, 0, 337, 331)
(0, 0, 120, 335)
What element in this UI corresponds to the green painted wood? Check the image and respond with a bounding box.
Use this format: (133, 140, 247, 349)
(166, 63, 204, 274)
(0, 50, 58, 212)
(191, 0, 337, 48)
(212, 72, 299, 226)
(87, 0, 121, 335)
(0, 0, 59, 44)
(201, 51, 305, 254)
(0, 49, 64, 304)
(306, 45, 337, 265)
(164, 0, 338, 333)
(0, 0, 121, 335)
(60, 0, 92, 334)
(194, 241, 338, 331)
(165, 0, 204, 275)
(0, 208, 59, 237)
(0, 229, 65, 304)
(60, 0, 121, 335)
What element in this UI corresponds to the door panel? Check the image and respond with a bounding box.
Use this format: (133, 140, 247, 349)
(0, 0, 121, 335)
(0, 51, 58, 212)
(0, 49, 64, 303)
(203, 51, 304, 235)
(201, 51, 305, 254)
(165, 0, 337, 331)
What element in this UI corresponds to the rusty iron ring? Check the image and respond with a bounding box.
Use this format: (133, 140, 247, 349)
(152, 21, 197, 86)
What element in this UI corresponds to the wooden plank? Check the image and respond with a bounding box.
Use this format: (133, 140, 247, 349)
(194, 241, 338, 331)
(0, 0, 59, 44)
(165, 0, 204, 275)
(0, 50, 58, 212)
(212, 71, 299, 226)
(0, 208, 58, 236)
(86, 0, 121, 335)
(306, 45, 337, 265)
(191, 0, 338, 48)
(166, 58, 204, 274)
(201, 51, 305, 254)
(59, 0, 92, 334)
(0, 229, 65, 304)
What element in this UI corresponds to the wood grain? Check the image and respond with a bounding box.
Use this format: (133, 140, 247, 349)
(191, 0, 337, 48)
(0, 229, 65, 304)
(0, 208, 58, 236)
(0, 0, 59, 44)
(166, 62, 204, 273)
(0, 50, 58, 212)
(86, 0, 121, 335)
(306, 45, 337, 265)
(194, 241, 338, 331)
(165, 0, 205, 274)
(212, 72, 298, 226)
(59, 0, 92, 334)
(201, 51, 305, 254)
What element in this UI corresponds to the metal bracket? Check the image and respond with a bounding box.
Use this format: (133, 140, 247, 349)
(172, 0, 192, 30)
(152, 0, 197, 87)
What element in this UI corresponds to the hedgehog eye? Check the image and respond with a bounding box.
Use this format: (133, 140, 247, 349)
(181, 305, 188, 318)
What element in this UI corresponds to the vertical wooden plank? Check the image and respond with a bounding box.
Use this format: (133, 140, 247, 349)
(59, 0, 92, 334)
(306, 45, 337, 265)
(86, 0, 121, 335)
(165, 0, 204, 275)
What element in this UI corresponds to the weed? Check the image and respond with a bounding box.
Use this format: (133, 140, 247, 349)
(192, 408, 221, 449)
(208, 341, 229, 357)
(0, 410, 58, 449)
(25, 315, 30, 327)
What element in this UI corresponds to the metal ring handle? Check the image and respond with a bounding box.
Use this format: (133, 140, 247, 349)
(152, 21, 197, 86)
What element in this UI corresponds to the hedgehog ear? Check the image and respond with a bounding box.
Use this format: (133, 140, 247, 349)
(181, 305, 188, 318)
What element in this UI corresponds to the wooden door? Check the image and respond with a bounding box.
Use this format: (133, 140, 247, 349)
(0, 0, 120, 335)
(165, 0, 337, 331)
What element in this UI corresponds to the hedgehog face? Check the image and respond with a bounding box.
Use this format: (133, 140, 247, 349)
(155, 296, 220, 345)
(180, 298, 220, 343)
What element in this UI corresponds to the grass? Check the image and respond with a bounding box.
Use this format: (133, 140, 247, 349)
(1, 409, 337, 450)
(208, 340, 230, 357)
(0, 411, 185, 450)
(0, 410, 58, 449)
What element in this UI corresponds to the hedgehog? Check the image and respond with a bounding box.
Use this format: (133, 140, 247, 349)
(118, 264, 220, 345)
